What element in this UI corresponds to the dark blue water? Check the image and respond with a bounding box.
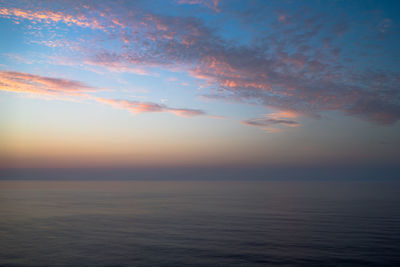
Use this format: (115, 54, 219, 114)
(1, 181, 399, 266)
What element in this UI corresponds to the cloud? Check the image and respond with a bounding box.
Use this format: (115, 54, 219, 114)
(95, 97, 206, 117)
(243, 118, 299, 127)
(0, 71, 95, 97)
(0, 70, 207, 118)
(83, 58, 149, 76)
(0, 7, 103, 29)
(176, 0, 221, 12)
(243, 112, 300, 132)
(2, 1, 400, 125)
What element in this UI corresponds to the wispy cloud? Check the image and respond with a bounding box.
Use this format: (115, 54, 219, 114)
(176, 0, 221, 12)
(2, 1, 399, 125)
(96, 98, 206, 117)
(243, 118, 299, 127)
(0, 71, 95, 97)
(0, 70, 207, 118)
(243, 111, 300, 132)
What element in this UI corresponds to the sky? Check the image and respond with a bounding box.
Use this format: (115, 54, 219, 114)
(0, 0, 399, 178)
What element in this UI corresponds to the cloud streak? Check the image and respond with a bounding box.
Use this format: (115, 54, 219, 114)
(243, 112, 300, 132)
(96, 98, 206, 117)
(0, 71, 95, 97)
(243, 118, 299, 127)
(0, 70, 207, 118)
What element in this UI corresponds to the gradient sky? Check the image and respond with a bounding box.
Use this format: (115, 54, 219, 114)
(0, 0, 400, 172)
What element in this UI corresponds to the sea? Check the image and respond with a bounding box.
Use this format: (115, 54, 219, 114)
(0, 180, 399, 266)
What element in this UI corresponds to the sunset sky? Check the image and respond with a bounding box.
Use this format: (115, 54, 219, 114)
(1, 0, 399, 176)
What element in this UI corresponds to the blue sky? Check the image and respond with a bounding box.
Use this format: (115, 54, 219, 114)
(0, 0, 399, 172)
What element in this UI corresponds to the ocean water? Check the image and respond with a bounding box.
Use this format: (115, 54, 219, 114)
(0, 180, 399, 266)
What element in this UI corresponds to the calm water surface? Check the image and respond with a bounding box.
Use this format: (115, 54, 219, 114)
(0, 181, 399, 266)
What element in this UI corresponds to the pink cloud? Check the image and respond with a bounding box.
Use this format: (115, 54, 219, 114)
(0, 71, 95, 98)
(0, 7, 103, 29)
(0, 70, 208, 118)
(83, 59, 149, 75)
(95, 98, 206, 117)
